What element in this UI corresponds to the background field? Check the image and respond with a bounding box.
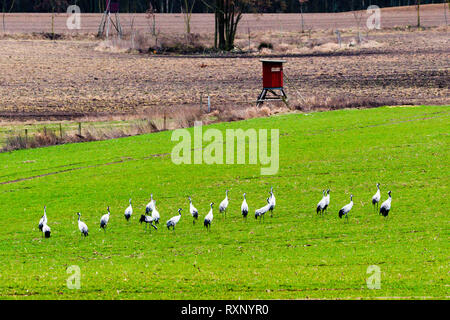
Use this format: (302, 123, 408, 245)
(1, 4, 448, 34)
(0, 27, 448, 120)
(0, 105, 448, 299)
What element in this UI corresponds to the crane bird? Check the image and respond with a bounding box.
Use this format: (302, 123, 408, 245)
(188, 196, 199, 224)
(204, 202, 214, 229)
(139, 214, 158, 230)
(151, 200, 160, 224)
(77, 212, 89, 237)
(42, 223, 51, 238)
(338, 195, 353, 223)
(219, 190, 229, 218)
(372, 183, 381, 212)
(316, 190, 326, 215)
(100, 206, 111, 230)
(124, 199, 133, 221)
(38, 206, 48, 231)
(255, 198, 271, 222)
(379, 191, 392, 218)
(241, 193, 249, 219)
(324, 189, 330, 214)
(268, 187, 276, 216)
(146, 194, 155, 214)
(167, 208, 182, 230)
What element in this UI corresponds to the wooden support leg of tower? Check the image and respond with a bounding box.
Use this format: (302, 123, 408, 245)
(280, 88, 289, 107)
(115, 13, 123, 37)
(257, 88, 288, 108)
(97, 11, 107, 37)
(256, 89, 268, 108)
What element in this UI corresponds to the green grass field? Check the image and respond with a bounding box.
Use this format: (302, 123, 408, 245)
(0, 105, 448, 299)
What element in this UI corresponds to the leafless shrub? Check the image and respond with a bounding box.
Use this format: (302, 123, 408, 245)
(131, 119, 160, 134)
(0, 119, 167, 152)
(3, 134, 27, 151)
(175, 108, 203, 128)
(2, 127, 62, 152)
(31, 128, 60, 147)
(292, 96, 398, 112)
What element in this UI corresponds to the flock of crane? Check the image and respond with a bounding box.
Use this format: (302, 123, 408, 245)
(37, 184, 392, 238)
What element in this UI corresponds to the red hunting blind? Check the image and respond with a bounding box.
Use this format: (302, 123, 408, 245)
(257, 59, 288, 107)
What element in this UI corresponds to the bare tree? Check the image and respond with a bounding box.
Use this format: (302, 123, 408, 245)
(416, 0, 421, 28)
(146, 1, 157, 37)
(34, 0, 69, 38)
(352, 9, 364, 44)
(208, 0, 269, 51)
(146, 2, 160, 47)
(181, 0, 196, 34)
(445, 0, 450, 25)
(299, 0, 308, 33)
(1, 0, 16, 34)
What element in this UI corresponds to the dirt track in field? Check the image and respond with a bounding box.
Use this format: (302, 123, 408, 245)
(0, 4, 448, 121)
(1, 4, 448, 34)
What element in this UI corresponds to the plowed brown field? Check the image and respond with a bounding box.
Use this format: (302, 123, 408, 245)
(0, 4, 448, 120)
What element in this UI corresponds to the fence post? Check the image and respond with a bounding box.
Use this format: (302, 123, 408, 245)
(207, 96, 211, 113)
(78, 122, 82, 136)
(163, 113, 167, 131)
(25, 129, 28, 147)
(248, 26, 251, 51)
(335, 30, 341, 48)
(59, 123, 63, 139)
(200, 94, 203, 112)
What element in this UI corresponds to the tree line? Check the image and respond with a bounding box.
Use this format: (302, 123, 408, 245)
(2, 0, 446, 13)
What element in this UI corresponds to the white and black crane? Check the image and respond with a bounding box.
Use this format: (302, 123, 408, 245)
(38, 206, 48, 231)
(100, 206, 111, 230)
(219, 190, 229, 218)
(241, 193, 249, 219)
(268, 187, 276, 216)
(324, 189, 330, 214)
(124, 199, 133, 221)
(338, 194, 353, 223)
(379, 191, 392, 218)
(316, 190, 326, 215)
(188, 196, 199, 224)
(255, 198, 271, 222)
(146, 194, 155, 214)
(42, 222, 51, 238)
(139, 214, 158, 230)
(151, 200, 160, 224)
(167, 208, 182, 231)
(372, 183, 381, 212)
(204, 202, 214, 229)
(77, 212, 89, 237)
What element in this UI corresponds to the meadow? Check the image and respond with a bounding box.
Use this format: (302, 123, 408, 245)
(0, 105, 448, 299)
